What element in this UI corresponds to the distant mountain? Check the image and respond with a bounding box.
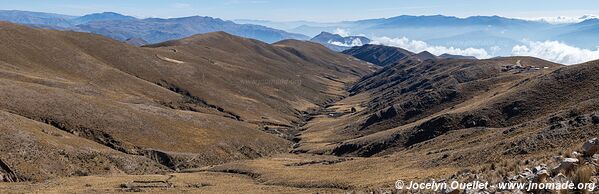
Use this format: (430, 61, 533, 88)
(415, 51, 438, 61)
(439, 53, 477, 60)
(553, 19, 599, 49)
(71, 12, 136, 24)
(533, 15, 598, 24)
(425, 31, 523, 56)
(0, 10, 309, 44)
(124, 37, 148, 46)
(359, 15, 541, 29)
(273, 15, 599, 55)
(0, 10, 74, 27)
(310, 31, 370, 51)
(233, 19, 337, 31)
(75, 16, 309, 43)
(289, 15, 553, 39)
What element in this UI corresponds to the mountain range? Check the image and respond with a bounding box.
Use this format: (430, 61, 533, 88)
(3, 10, 598, 60)
(244, 15, 599, 56)
(1, 11, 599, 193)
(0, 10, 309, 44)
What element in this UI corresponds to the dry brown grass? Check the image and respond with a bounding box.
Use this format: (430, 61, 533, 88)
(1, 21, 599, 194)
(0, 22, 375, 182)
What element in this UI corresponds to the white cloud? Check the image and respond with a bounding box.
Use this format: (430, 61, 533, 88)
(365, 36, 599, 65)
(333, 28, 350, 37)
(327, 38, 364, 47)
(528, 15, 598, 24)
(511, 40, 599, 65)
(371, 36, 491, 59)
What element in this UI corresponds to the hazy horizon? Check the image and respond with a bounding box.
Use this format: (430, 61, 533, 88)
(1, 0, 599, 22)
(3, 8, 598, 24)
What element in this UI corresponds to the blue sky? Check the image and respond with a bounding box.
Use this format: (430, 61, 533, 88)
(1, 0, 598, 21)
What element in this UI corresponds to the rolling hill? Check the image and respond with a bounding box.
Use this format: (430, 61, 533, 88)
(295, 43, 599, 163)
(1, 20, 599, 194)
(0, 22, 374, 182)
(342, 44, 476, 67)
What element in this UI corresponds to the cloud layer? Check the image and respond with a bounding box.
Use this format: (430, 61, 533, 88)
(512, 40, 599, 65)
(529, 15, 598, 24)
(333, 28, 350, 37)
(369, 36, 599, 65)
(328, 38, 364, 47)
(371, 36, 491, 59)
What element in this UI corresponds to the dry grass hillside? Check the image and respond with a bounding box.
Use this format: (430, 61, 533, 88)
(168, 58, 598, 194)
(295, 54, 563, 156)
(342, 44, 418, 67)
(0, 22, 375, 182)
(1, 21, 599, 194)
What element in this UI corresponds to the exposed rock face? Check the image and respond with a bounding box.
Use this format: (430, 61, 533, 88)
(407, 115, 458, 146)
(592, 114, 599, 124)
(360, 106, 398, 130)
(0, 159, 18, 182)
(460, 115, 489, 128)
(342, 44, 416, 67)
(552, 158, 579, 174)
(582, 138, 599, 156)
(502, 100, 528, 118)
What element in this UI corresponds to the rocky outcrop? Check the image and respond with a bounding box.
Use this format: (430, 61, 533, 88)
(0, 159, 19, 182)
(552, 158, 579, 175)
(360, 106, 398, 130)
(496, 138, 598, 193)
(582, 138, 599, 156)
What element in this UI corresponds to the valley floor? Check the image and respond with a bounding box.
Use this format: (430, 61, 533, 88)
(0, 147, 569, 193)
(0, 170, 340, 194)
(0, 153, 453, 194)
(2, 22, 599, 194)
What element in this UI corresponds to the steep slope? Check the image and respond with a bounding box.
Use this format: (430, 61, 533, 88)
(0, 22, 374, 181)
(0, 110, 168, 181)
(295, 54, 564, 156)
(342, 44, 449, 67)
(143, 32, 375, 124)
(341, 44, 417, 66)
(173, 59, 599, 194)
(329, 59, 599, 161)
